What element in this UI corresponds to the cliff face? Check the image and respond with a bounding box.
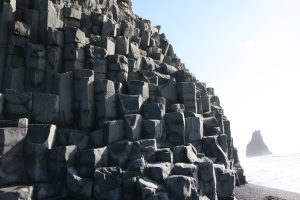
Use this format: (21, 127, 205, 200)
(246, 130, 272, 157)
(0, 0, 245, 199)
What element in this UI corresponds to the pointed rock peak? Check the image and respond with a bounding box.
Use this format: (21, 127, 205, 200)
(246, 130, 272, 157)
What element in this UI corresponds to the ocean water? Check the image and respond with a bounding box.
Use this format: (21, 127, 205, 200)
(239, 152, 300, 193)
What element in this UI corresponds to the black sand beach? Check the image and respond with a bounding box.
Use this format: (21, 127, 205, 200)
(235, 184, 300, 200)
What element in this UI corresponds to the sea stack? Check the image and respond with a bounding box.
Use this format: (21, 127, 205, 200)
(246, 130, 272, 157)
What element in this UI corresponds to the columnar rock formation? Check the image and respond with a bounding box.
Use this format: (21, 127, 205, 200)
(246, 130, 272, 157)
(0, 0, 246, 199)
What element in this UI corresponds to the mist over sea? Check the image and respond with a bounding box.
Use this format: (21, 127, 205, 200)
(239, 151, 300, 193)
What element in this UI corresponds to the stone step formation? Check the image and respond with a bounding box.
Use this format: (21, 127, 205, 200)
(0, 0, 246, 199)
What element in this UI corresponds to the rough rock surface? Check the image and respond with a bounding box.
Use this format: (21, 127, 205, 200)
(246, 130, 272, 157)
(0, 0, 245, 199)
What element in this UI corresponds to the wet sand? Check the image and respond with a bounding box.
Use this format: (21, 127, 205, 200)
(235, 183, 300, 200)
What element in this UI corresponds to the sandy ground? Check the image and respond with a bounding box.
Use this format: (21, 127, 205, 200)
(235, 183, 300, 200)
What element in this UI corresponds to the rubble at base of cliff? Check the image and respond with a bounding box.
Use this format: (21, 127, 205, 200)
(0, 0, 246, 199)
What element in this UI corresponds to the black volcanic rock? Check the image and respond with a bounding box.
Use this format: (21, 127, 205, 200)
(246, 130, 272, 157)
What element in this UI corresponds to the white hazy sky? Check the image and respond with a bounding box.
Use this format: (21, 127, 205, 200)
(133, 0, 300, 155)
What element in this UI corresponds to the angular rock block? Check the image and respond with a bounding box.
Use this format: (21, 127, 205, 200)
(0, 118, 28, 128)
(176, 69, 196, 83)
(73, 69, 94, 130)
(185, 117, 203, 152)
(63, 59, 84, 72)
(7, 34, 28, 56)
(24, 125, 56, 182)
(197, 96, 203, 114)
(103, 120, 124, 145)
(64, 26, 85, 45)
(0, 127, 27, 185)
(63, 6, 81, 20)
(164, 175, 197, 200)
(149, 96, 167, 105)
(46, 27, 64, 48)
(124, 114, 142, 141)
(34, 182, 65, 200)
(85, 58, 107, 80)
(218, 134, 228, 155)
(93, 167, 123, 200)
(63, 44, 84, 62)
(168, 104, 185, 113)
(157, 78, 177, 104)
(107, 55, 129, 83)
(172, 163, 198, 184)
(177, 82, 197, 113)
(160, 37, 170, 56)
(152, 52, 164, 62)
(0, 185, 33, 200)
(85, 44, 107, 59)
(75, 146, 108, 178)
(52, 72, 73, 128)
(114, 82, 123, 94)
(140, 30, 150, 48)
(160, 62, 177, 75)
(207, 87, 215, 95)
(134, 139, 157, 163)
(102, 20, 116, 37)
(156, 148, 173, 163)
(203, 136, 229, 168)
(89, 129, 104, 148)
(2, 54, 25, 91)
(137, 177, 168, 200)
(45, 45, 63, 92)
(99, 37, 115, 55)
(120, 20, 135, 38)
(210, 95, 220, 107)
(0, 0, 16, 45)
(38, 0, 61, 44)
(126, 143, 146, 172)
(185, 144, 199, 163)
(25, 43, 46, 93)
(142, 120, 163, 142)
(67, 130, 91, 151)
(66, 167, 93, 199)
(201, 95, 211, 113)
(48, 145, 77, 178)
(171, 145, 186, 164)
(136, 56, 156, 71)
(211, 104, 224, 133)
(197, 158, 217, 200)
(147, 162, 171, 183)
(165, 112, 185, 145)
(214, 164, 235, 199)
(203, 116, 219, 136)
(123, 176, 137, 200)
(223, 119, 232, 145)
(94, 80, 116, 129)
(115, 36, 129, 55)
(4, 89, 32, 120)
(30, 93, 59, 124)
(127, 80, 149, 103)
(118, 94, 143, 116)
(148, 83, 158, 97)
(143, 103, 165, 120)
(9, 21, 30, 37)
(27, 124, 56, 149)
(108, 140, 133, 168)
